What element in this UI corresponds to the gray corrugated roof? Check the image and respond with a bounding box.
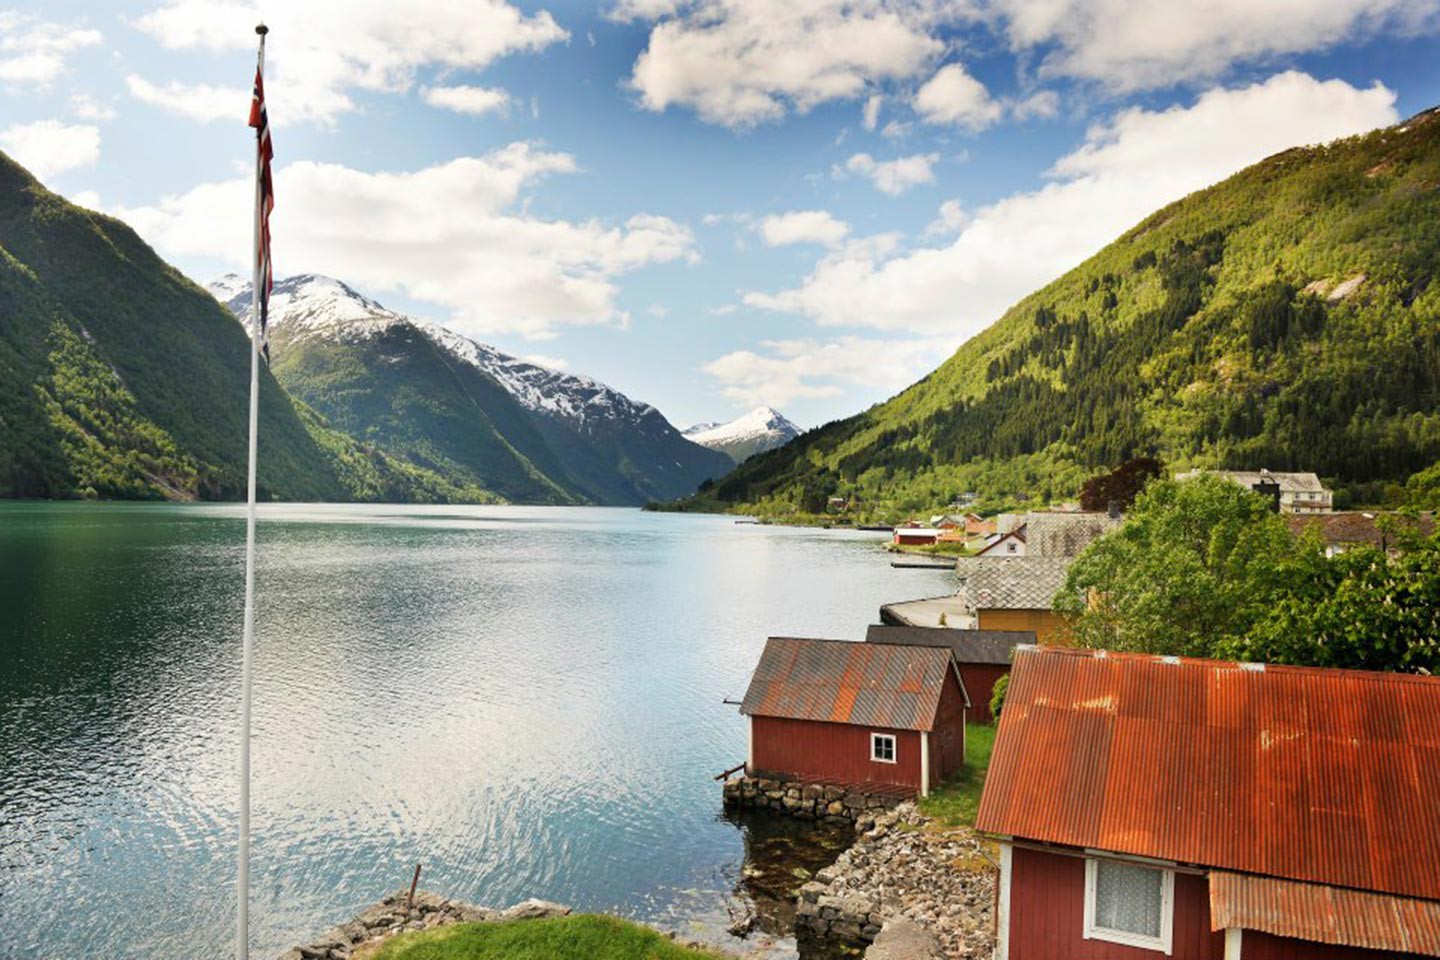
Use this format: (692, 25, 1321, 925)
(865, 624, 1034, 665)
(740, 636, 957, 731)
(955, 556, 1074, 611)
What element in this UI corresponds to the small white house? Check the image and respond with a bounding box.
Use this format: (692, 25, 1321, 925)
(1177, 469, 1333, 513)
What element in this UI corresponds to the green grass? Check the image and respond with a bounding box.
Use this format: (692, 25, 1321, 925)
(363, 915, 726, 960)
(917, 723, 997, 829)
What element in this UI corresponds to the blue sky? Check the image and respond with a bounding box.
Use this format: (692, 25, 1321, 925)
(4, 1, 1440, 430)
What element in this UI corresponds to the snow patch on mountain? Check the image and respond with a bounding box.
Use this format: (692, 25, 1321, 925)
(208, 273, 667, 428)
(684, 406, 801, 462)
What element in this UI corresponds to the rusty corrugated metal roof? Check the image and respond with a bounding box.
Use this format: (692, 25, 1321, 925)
(1209, 872, 1440, 957)
(975, 647, 1440, 902)
(740, 637, 957, 731)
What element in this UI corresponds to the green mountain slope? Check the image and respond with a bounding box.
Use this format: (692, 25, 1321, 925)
(0, 151, 477, 502)
(266, 317, 577, 504)
(693, 107, 1440, 515)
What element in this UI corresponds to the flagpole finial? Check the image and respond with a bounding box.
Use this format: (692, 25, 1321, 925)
(255, 22, 268, 35)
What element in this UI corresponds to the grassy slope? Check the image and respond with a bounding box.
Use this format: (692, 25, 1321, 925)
(689, 108, 1440, 517)
(363, 916, 725, 960)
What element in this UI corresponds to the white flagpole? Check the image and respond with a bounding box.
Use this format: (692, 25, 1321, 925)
(239, 23, 267, 960)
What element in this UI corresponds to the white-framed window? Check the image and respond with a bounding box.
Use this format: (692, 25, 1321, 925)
(1083, 857, 1174, 955)
(870, 733, 897, 763)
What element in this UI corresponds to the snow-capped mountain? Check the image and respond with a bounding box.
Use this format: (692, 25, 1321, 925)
(208, 274, 732, 504)
(683, 406, 801, 463)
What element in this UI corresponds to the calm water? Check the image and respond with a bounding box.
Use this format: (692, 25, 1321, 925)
(0, 503, 949, 959)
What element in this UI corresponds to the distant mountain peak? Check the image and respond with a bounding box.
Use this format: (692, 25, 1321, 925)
(685, 406, 801, 463)
(207, 272, 732, 503)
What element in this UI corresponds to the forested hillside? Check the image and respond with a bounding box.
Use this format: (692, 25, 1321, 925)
(688, 107, 1440, 515)
(0, 152, 479, 502)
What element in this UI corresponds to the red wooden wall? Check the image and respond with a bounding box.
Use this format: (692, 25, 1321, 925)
(1005, 848, 1429, 960)
(931, 668, 968, 782)
(957, 662, 1008, 723)
(1007, 846, 1224, 959)
(750, 716, 923, 791)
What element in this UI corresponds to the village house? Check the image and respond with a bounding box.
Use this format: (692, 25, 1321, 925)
(893, 527, 942, 547)
(1288, 510, 1435, 556)
(976, 529, 1027, 556)
(864, 624, 1033, 723)
(978, 646, 1440, 960)
(955, 556, 1075, 642)
(738, 637, 969, 797)
(1178, 468, 1334, 513)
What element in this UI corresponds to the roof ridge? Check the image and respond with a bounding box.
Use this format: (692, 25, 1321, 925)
(1017, 645, 1440, 687)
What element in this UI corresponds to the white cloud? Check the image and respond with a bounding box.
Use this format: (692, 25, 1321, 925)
(0, 120, 100, 179)
(132, 0, 567, 125)
(126, 75, 249, 123)
(702, 334, 958, 407)
(647, 304, 669, 318)
(522, 353, 569, 370)
(840, 151, 938, 195)
(609, 0, 685, 21)
(422, 84, 511, 116)
(70, 92, 118, 121)
(862, 93, 883, 130)
(106, 142, 698, 340)
(747, 72, 1398, 337)
(990, 0, 1440, 91)
(913, 62, 1002, 130)
(0, 13, 101, 87)
(759, 210, 850, 247)
(626, 0, 947, 127)
(923, 198, 967, 237)
(1013, 89, 1059, 120)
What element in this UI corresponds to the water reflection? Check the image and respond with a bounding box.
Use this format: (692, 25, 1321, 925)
(0, 504, 953, 959)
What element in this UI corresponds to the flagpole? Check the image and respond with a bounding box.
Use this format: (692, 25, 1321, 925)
(239, 22, 267, 960)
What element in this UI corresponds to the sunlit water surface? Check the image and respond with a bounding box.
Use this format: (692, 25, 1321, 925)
(0, 503, 950, 959)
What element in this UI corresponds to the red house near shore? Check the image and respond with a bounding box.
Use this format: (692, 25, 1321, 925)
(739, 637, 969, 797)
(977, 646, 1440, 960)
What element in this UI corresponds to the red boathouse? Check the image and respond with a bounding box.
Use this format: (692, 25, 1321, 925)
(739, 637, 969, 797)
(977, 647, 1440, 960)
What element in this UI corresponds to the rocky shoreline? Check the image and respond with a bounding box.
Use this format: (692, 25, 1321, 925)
(277, 891, 573, 959)
(796, 804, 996, 960)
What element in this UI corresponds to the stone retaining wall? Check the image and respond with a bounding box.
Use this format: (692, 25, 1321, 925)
(721, 775, 904, 823)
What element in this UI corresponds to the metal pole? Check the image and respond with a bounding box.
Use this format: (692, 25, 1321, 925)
(238, 24, 267, 960)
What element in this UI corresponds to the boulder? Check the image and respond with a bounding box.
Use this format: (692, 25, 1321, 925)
(864, 920, 944, 960)
(500, 898, 572, 921)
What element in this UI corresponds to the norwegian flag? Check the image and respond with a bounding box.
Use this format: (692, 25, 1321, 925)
(248, 63, 274, 360)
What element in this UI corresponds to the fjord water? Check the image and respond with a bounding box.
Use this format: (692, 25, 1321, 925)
(0, 503, 950, 958)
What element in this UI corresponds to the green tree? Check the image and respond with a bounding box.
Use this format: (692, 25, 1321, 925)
(1061, 475, 1440, 673)
(1056, 476, 1322, 657)
(1237, 537, 1440, 672)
